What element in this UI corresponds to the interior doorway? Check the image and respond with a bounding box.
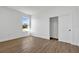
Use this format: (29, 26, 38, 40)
(49, 16, 58, 40)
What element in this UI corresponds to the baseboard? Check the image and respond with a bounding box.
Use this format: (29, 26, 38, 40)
(70, 42, 79, 47)
(59, 40, 79, 47)
(31, 33, 50, 40)
(0, 35, 30, 42)
(31, 35, 49, 40)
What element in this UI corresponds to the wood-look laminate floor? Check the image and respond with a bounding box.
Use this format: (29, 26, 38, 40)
(0, 36, 79, 53)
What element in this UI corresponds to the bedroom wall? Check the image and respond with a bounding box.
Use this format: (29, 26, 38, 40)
(0, 7, 31, 42)
(72, 7, 79, 46)
(31, 6, 79, 46)
(31, 7, 74, 39)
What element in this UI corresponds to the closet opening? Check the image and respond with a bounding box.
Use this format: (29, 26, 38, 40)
(49, 16, 58, 40)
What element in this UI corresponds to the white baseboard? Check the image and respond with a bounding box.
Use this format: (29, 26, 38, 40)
(31, 32, 50, 40)
(0, 32, 29, 42)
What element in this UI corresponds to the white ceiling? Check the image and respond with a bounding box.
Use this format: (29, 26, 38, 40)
(7, 6, 56, 15)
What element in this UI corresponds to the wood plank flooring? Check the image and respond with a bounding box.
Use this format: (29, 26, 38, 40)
(0, 36, 79, 53)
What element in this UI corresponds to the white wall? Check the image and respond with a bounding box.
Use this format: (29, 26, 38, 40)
(31, 6, 79, 46)
(0, 7, 30, 42)
(31, 14, 49, 39)
(59, 14, 72, 44)
(72, 7, 79, 46)
(31, 7, 74, 39)
(50, 17, 58, 39)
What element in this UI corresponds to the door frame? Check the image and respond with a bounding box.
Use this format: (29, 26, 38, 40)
(49, 16, 59, 40)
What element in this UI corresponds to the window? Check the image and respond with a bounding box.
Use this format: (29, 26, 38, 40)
(21, 16, 30, 32)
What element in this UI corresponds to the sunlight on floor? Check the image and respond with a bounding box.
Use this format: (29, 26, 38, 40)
(22, 28, 29, 32)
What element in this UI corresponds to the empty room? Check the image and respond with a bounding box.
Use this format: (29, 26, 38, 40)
(0, 6, 79, 53)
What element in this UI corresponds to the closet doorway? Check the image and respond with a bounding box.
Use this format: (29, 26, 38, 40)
(49, 16, 58, 40)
